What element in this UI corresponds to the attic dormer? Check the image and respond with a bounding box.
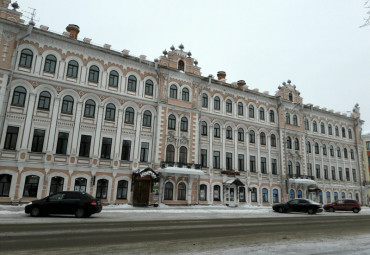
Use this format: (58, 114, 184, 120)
(159, 44, 201, 75)
(275, 80, 303, 104)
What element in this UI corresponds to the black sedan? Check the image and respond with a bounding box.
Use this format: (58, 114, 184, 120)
(273, 199, 323, 214)
(25, 191, 102, 218)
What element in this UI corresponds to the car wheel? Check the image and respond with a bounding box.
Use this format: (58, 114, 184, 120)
(353, 208, 359, 213)
(308, 208, 315, 215)
(278, 207, 284, 213)
(30, 207, 41, 217)
(329, 207, 335, 212)
(75, 208, 85, 218)
(85, 213, 92, 218)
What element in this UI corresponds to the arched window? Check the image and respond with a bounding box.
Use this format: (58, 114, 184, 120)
(297, 190, 302, 198)
(249, 130, 255, 143)
(226, 99, 232, 113)
(88, 65, 99, 83)
(260, 132, 266, 145)
(249, 105, 255, 118)
(288, 161, 293, 176)
(348, 129, 352, 139)
(66, 60, 79, 78)
(178, 182, 186, 200)
(304, 118, 309, 130)
(313, 121, 318, 132)
(166, 145, 175, 163)
(84, 99, 96, 118)
(238, 102, 243, 115)
(330, 146, 334, 157)
(251, 187, 257, 202)
(326, 191, 331, 203)
(116, 180, 128, 199)
(178, 60, 184, 71)
(142, 110, 152, 127)
(323, 144, 327, 155)
(344, 148, 348, 159)
(294, 138, 299, 150)
(318, 191, 323, 203)
(273, 189, 279, 203)
(168, 114, 176, 130)
(287, 137, 292, 149)
(109, 70, 119, 87)
(321, 122, 325, 134)
(335, 126, 339, 136)
(286, 113, 290, 124)
(328, 124, 333, 135)
(37, 91, 51, 110)
(341, 192, 346, 199)
(23, 175, 39, 197)
(289, 93, 293, 101)
(290, 189, 295, 199)
(170, 85, 177, 99)
(259, 108, 265, 120)
(226, 126, 233, 139)
(201, 121, 207, 136)
(182, 88, 189, 102)
(296, 162, 301, 177)
(262, 188, 268, 202)
(44, 54, 57, 73)
(96, 179, 108, 199)
(213, 185, 221, 201)
(214, 96, 220, 110)
(269, 110, 275, 123)
(105, 103, 116, 121)
(127, 75, 137, 92)
(145, 79, 154, 95)
(11, 86, 27, 107)
(199, 184, 207, 201)
(293, 115, 298, 126)
(214, 124, 220, 138)
(74, 177, 87, 192)
(164, 182, 174, 200)
(202, 93, 208, 107)
(271, 134, 276, 147)
(0, 174, 12, 197)
(49, 176, 64, 195)
(238, 128, 244, 141)
(19, 49, 33, 68)
(180, 117, 188, 132)
(334, 192, 338, 201)
(337, 147, 341, 158)
(315, 143, 319, 154)
(61, 95, 74, 114)
(342, 127, 346, 138)
(124, 107, 135, 124)
(306, 141, 311, 153)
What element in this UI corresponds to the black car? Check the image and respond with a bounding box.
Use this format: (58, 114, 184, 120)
(272, 199, 323, 214)
(25, 191, 102, 218)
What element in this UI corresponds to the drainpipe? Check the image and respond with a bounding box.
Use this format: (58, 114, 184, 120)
(354, 117, 364, 205)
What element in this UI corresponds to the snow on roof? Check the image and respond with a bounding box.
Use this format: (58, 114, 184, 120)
(289, 178, 317, 185)
(158, 167, 204, 176)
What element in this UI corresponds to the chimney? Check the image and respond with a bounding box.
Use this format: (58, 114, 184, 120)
(237, 80, 246, 87)
(217, 71, 226, 81)
(66, 24, 80, 39)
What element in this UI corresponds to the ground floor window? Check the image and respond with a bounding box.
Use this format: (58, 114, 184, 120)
(164, 182, 173, 200)
(213, 185, 220, 201)
(74, 177, 87, 192)
(355, 193, 359, 202)
(0, 174, 12, 197)
(334, 192, 338, 201)
(326, 191, 331, 203)
(116, 180, 128, 199)
(290, 189, 295, 199)
(96, 179, 108, 199)
(341, 192, 345, 199)
(273, 189, 279, 203)
(262, 188, 268, 202)
(23, 175, 39, 197)
(178, 182, 186, 200)
(318, 191, 323, 203)
(297, 190, 302, 198)
(49, 176, 64, 195)
(199, 184, 207, 201)
(251, 187, 257, 202)
(239, 187, 246, 202)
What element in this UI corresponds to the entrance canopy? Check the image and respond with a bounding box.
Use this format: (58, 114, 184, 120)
(157, 167, 204, 176)
(132, 168, 159, 181)
(223, 178, 245, 187)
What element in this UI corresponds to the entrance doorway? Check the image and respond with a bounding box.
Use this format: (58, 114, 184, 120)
(133, 179, 150, 206)
(225, 185, 237, 207)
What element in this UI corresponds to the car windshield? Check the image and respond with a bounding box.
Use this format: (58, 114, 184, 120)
(288, 199, 299, 205)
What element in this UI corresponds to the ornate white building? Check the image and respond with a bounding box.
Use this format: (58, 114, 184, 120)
(0, 1, 366, 206)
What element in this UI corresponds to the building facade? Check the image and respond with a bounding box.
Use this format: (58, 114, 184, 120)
(363, 133, 370, 204)
(0, 1, 367, 206)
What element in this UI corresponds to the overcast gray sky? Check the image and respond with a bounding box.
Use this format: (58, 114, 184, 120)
(16, 0, 370, 133)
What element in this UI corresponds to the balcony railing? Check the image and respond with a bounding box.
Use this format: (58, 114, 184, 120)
(160, 161, 201, 169)
(221, 170, 240, 176)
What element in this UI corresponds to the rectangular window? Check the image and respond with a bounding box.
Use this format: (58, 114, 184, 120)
(56, 132, 69, 155)
(226, 152, 232, 170)
(31, 129, 45, 153)
(79, 135, 91, 157)
(338, 167, 343, 181)
(331, 166, 336, 180)
(352, 169, 357, 182)
(324, 165, 328, 180)
(271, 158, 277, 175)
(213, 151, 220, 169)
(261, 157, 267, 174)
(238, 154, 244, 171)
(367, 142, 370, 150)
(346, 168, 350, 181)
(4, 126, 19, 150)
(315, 164, 321, 179)
(250, 156, 256, 172)
(121, 140, 131, 161)
(101, 137, 112, 159)
(201, 149, 207, 167)
(307, 163, 312, 177)
(140, 142, 149, 162)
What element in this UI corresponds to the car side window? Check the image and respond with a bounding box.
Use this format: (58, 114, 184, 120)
(64, 193, 82, 199)
(299, 199, 308, 204)
(49, 193, 65, 201)
(336, 200, 344, 204)
(288, 200, 298, 205)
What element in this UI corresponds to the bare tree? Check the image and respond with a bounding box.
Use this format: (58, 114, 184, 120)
(360, 0, 370, 27)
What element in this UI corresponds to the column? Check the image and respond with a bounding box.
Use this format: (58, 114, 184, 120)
(113, 109, 124, 160)
(92, 105, 104, 157)
(133, 112, 143, 167)
(101, 71, 108, 89)
(57, 61, 66, 80)
(80, 66, 87, 85)
(20, 93, 36, 150)
(246, 130, 250, 171)
(209, 125, 213, 169)
(267, 134, 271, 173)
(71, 102, 83, 155)
(256, 133, 261, 172)
(221, 127, 226, 170)
(46, 97, 61, 153)
(234, 129, 238, 171)
(34, 56, 42, 75)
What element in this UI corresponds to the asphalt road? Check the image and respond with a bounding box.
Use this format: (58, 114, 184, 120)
(1, 215, 370, 254)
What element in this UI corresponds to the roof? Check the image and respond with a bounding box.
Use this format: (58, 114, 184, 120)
(224, 178, 245, 186)
(157, 167, 204, 176)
